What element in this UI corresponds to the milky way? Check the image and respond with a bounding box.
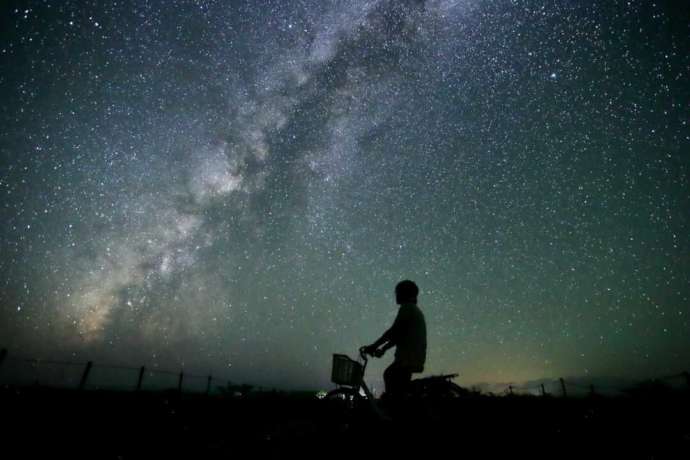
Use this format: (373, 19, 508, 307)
(1, 0, 688, 390)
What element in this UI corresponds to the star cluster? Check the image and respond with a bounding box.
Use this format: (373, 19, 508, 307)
(1, 0, 688, 389)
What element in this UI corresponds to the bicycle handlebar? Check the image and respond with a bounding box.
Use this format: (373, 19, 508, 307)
(359, 346, 369, 361)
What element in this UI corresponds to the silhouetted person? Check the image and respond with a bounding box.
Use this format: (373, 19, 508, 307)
(363, 280, 427, 401)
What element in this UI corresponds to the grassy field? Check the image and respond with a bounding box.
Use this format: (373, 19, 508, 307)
(1, 384, 688, 458)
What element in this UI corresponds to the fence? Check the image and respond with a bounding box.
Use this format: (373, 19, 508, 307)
(503, 372, 690, 398)
(0, 348, 236, 395)
(1, 347, 688, 398)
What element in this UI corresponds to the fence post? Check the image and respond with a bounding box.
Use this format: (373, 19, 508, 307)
(0, 348, 7, 371)
(136, 366, 145, 391)
(206, 375, 212, 396)
(589, 384, 595, 397)
(559, 378, 567, 398)
(178, 371, 184, 393)
(79, 361, 93, 390)
(540, 383, 546, 396)
(508, 385, 513, 396)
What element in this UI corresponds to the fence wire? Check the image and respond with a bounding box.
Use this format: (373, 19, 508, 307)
(1, 347, 687, 397)
(0, 348, 234, 394)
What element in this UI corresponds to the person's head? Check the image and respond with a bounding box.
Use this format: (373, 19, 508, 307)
(395, 280, 419, 305)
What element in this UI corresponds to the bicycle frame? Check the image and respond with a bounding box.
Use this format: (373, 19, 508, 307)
(356, 348, 376, 401)
(351, 348, 390, 420)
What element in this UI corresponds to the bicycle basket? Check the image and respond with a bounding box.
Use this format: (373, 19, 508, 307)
(331, 354, 363, 386)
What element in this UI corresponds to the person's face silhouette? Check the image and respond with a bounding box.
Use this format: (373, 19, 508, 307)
(395, 291, 413, 305)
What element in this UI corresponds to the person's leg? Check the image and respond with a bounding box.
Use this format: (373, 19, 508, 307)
(383, 363, 395, 397)
(383, 362, 413, 399)
(396, 367, 412, 399)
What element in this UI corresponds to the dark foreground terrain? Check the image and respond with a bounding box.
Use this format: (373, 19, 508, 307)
(2, 385, 688, 459)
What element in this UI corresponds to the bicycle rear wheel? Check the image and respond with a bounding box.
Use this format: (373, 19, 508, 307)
(411, 378, 468, 400)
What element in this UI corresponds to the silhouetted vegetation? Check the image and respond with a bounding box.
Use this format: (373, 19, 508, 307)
(2, 382, 688, 457)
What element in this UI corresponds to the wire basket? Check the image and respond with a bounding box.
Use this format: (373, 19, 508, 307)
(331, 354, 363, 386)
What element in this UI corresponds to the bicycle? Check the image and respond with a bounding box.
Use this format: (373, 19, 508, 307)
(324, 347, 468, 422)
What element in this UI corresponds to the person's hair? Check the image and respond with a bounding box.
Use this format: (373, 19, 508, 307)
(395, 280, 419, 303)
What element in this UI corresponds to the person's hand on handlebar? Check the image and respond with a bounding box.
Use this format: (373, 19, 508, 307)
(362, 344, 386, 358)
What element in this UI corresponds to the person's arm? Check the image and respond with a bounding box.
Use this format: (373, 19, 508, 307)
(371, 325, 395, 349)
(365, 308, 405, 355)
(378, 337, 396, 354)
(363, 329, 393, 357)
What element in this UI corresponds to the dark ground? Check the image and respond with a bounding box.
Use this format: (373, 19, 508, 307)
(1, 385, 688, 459)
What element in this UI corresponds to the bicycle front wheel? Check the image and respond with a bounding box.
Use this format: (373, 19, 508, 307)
(324, 387, 367, 424)
(325, 387, 363, 405)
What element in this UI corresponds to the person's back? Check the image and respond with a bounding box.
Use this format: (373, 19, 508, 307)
(363, 280, 427, 398)
(392, 302, 426, 373)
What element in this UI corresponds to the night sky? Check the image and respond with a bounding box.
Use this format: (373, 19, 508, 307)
(1, 0, 688, 392)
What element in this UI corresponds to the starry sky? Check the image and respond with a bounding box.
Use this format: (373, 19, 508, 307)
(1, 0, 689, 391)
